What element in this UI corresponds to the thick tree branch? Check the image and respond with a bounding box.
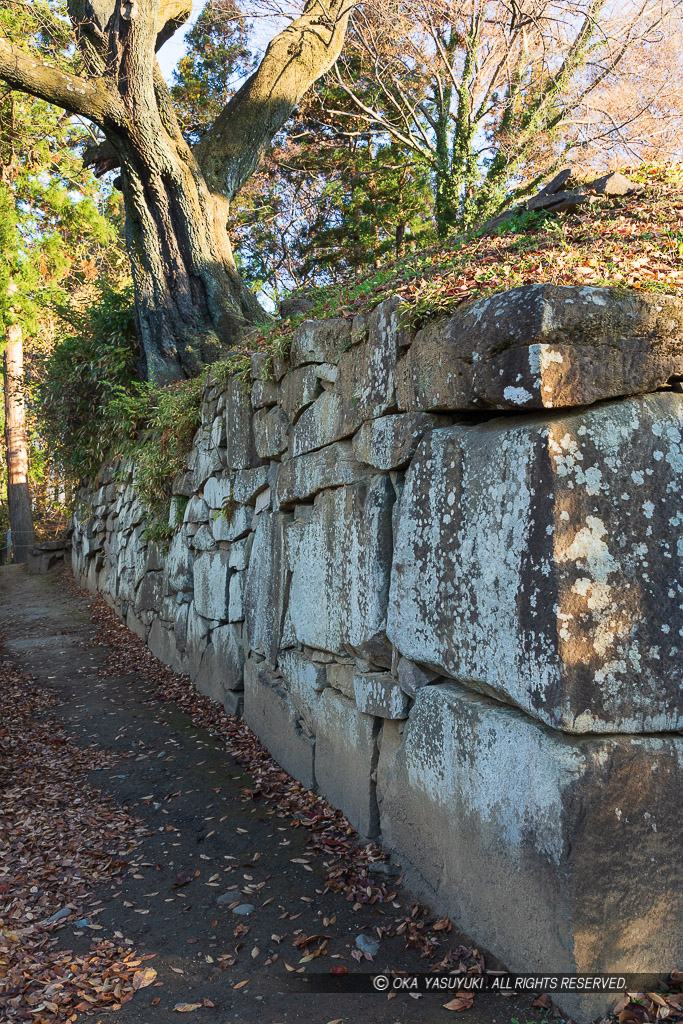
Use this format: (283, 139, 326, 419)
(0, 36, 116, 124)
(195, 0, 357, 200)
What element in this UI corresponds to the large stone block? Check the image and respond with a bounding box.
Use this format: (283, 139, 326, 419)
(352, 412, 445, 470)
(203, 475, 234, 511)
(377, 683, 683, 1022)
(194, 623, 246, 702)
(397, 284, 683, 413)
(243, 658, 316, 788)
(244, 512, 292, 663)
(278, 649, 326, 732)
(167, 532, 194, 592)
(388, 394, 683, 733)
(290, 390, 346, 457)
(225, 377, 260, 470)
(253, 406, 289, 459)
(193, 550, 231, 621)
(287, 476, 395, 655)
(275, 441, 370, 508)
(289, 318, 351, 368)
(335, 298, 402, 434)
(315, 688, 380, 837)
(279, 365, 323, 420)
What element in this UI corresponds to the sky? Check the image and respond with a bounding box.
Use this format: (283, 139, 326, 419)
(156, 0, 204, 83)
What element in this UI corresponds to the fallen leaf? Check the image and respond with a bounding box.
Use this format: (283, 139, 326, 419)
(443, 994, 475, 1012)
(133, 968, 158, 990)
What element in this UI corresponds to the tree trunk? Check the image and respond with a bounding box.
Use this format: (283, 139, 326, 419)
(3, 323, 34, 563)
(110, 120, 268, 382)
(0, 0, 355, 381)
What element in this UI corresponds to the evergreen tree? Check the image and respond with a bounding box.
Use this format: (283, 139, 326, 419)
(0, 2, 123, 556)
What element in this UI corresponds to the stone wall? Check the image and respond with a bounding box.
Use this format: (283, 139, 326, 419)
(71, 284, 683, 1022)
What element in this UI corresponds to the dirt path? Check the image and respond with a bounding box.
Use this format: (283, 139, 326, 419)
(0, 564, 549, 1024)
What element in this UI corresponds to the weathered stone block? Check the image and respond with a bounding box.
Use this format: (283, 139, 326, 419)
(377, 683, 683, 1021)
(336, 298, 402, 433)
(186, 429, 223, 489)
(354, 671, 409, 719)
(228, 570, 244, 622)
(326, 661, 355, 698)
(195, 623, 245, 702)
(279, 365, 323, 420)
(225, 376, 260, 469)
(193, 550, 231, 621)
(278, 649, 325, 732)
(396, 319, 474, 412)
(287, 476, 394, 655)
(244, 658, 316, 788)
(212, 503, 251, 542)
(232, 466, 268, 505)
(315, 688, 380, 837)
(191, 524, 215, 551)
(289, 318, 351, 368)
(275, 441, 371, 508)
(228, 536, 250, 570)
(388, 394, 683, 733)
(244, 512, 292, 663)
(397, 284, 683, 413)
(135, 571, 164, 612)
(148, 618, 179, 671)
(251, 378, 279, 409)
(397, 657, 439, 698)
(352, 412, 445, 469)
(203, 475, 234, 511)
(290, 391, 346, 457)
(184, 494, 210, 523)
(254, 406, 289, 459)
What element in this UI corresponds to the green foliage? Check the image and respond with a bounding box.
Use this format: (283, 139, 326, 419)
(171, 0, 255, 144)
(38, 283, 139, 478)
(131, 377, 204, 541)
(38, 282, 205, 542)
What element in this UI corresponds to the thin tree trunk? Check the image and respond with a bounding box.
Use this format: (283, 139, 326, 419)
(3, 323, 34, 563)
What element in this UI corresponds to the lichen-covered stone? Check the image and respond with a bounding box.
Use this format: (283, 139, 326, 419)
(254, 406, 289, 459)
(203, 475, 233, 511)
(166, 531, 194, 592)
(275, 441, 370, 508)
(279, 365, 323, 420)
(335, 298, 403, 435)
(225, 376, 260, 470)
(353, 412, 445, 469)
(232, 466, 268, 505)
(315, 687, 380, 837)
(290, 391, 346, 457)
(244, 512, 292, 663)
(289, 318, 351, 368)
(287, 476, 394, 655)
(397, 284, 683, 412)
(389, 393, 683, 733)
(377, 683, 683, 1019)
(193, 550, 231, 621)
(353, 671, 409, 719)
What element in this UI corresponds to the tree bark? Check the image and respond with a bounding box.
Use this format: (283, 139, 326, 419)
(0, 0, 356, 381)
(3, 323, 34, 563)
(107, 93, 268, 381)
